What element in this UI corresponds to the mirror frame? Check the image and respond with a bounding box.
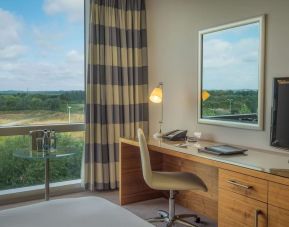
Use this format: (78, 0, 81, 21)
(197, 16, 265, 130)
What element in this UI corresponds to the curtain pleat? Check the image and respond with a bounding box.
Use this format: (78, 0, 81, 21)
(85, 0, 148, 191)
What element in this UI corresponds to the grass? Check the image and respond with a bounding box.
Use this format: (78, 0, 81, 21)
(0, 108, 84, 126)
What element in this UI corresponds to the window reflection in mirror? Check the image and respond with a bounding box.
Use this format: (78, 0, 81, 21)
(198, 16, 265, 129)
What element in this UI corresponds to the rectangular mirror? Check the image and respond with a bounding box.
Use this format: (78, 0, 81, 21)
(198, 16, 265, 130)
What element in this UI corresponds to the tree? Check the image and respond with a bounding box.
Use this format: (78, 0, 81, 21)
(240, 103, 251, 114)
(30, 97, 42, 110)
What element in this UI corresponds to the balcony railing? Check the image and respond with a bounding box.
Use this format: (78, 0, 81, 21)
(203, 113, 258, 124)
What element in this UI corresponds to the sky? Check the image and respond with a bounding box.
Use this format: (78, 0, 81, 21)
(0, 0, 84, 91)
(202, 22, 260, 90)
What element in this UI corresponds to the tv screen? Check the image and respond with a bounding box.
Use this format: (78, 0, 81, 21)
(271, 78, 289, 149)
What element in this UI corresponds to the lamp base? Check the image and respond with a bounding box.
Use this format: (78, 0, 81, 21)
(153, 132, 163, 139)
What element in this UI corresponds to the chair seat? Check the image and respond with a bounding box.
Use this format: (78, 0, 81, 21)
(150, 171, 207, 191)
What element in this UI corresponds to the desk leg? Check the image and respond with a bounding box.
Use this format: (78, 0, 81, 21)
(45, 158, 50, 201)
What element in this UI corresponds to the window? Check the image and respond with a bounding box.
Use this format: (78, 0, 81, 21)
(0, 0, 85, 192)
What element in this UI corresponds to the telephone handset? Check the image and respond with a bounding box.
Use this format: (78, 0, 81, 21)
(162, 130, 187, 141)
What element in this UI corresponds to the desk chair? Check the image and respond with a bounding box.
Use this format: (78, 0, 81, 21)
(137, 129, 207, 227)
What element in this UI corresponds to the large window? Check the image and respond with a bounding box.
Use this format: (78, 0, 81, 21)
(0, 0, 85, 192)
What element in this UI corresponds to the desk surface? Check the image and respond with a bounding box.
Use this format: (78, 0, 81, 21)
(120, 137, 289, 179)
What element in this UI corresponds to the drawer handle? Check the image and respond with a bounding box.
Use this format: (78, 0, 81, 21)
(227, 179, 253, 189)
(254, 209, 261, 227)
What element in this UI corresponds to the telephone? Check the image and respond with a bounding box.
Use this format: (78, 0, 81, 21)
(162, 130, 187, 141)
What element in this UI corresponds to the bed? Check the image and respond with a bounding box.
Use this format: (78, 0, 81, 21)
(0, 197, 153, 227)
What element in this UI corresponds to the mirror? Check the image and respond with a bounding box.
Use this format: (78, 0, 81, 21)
(198, 16, 265, 130)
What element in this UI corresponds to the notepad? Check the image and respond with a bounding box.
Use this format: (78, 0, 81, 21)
(199, 145, 247, 155)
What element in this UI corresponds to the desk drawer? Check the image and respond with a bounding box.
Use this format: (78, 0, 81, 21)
(219, 169, 268, 202)
(269, 182, 289, 210)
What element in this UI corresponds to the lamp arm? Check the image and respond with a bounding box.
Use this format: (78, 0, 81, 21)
(159, 82, 163, 133)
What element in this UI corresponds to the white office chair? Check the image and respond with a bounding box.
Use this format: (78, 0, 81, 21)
(137, 128, 207, 227)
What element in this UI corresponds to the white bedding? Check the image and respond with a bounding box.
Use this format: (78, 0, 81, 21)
(0, 197, 153, 227)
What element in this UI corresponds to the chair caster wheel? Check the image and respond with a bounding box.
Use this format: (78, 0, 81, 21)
(157, 210, 168, 218)
(196, 217, 201, 223)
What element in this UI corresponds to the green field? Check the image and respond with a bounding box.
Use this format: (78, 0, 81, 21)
(0, 90, 84, 126)
(0, 107, 84, 126)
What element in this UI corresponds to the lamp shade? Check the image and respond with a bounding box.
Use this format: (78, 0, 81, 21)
(149, 87, 163, 103)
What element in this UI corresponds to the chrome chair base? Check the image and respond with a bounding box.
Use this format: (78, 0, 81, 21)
(147, 210, 200, 227)
(147, 190, 200, 227)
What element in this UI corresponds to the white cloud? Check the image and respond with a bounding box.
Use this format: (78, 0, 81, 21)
(32, 26, 65, 56)
(0, 7, 84, 91)
(0, 59, 84, 91)
(0, 44, 27, 60)
(43, 0, 84, 22)
(0, 8, 22, 46)
(203, 39, 235, 68)
(203, 38, 260, 90)
(204, 38, 259, 68)
(0, 8, 27, 60)
(66, 50, 84, 62)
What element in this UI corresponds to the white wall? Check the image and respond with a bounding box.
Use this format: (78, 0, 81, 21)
(146, 0, 289, 152)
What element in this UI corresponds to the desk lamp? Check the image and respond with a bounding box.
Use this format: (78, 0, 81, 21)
(149, 82, 163, 138)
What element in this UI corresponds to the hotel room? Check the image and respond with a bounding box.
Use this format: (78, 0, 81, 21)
(1, 0, 289, 226)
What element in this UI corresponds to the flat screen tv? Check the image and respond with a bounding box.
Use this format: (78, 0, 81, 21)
(271, 77, 289, 150)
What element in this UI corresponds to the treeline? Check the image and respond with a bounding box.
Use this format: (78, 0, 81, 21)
(0, 91, 84, 111)
(202, 90, 258, 116)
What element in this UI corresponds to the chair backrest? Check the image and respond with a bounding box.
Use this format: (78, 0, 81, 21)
(137, 128, 153, 187)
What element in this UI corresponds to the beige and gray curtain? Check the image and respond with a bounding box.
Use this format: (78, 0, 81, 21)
(85, 0, 148, 191)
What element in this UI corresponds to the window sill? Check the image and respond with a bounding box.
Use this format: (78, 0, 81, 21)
(0, 179, 84, 205)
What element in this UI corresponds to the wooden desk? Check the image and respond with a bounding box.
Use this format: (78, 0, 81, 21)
(119, 137, 289, 226)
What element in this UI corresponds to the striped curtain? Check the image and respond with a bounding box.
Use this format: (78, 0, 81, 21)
(85, 0, 148, 191)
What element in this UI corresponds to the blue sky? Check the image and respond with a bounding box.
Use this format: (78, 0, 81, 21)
(0, 0, 84, 91)
(202, 22, 260, 90)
